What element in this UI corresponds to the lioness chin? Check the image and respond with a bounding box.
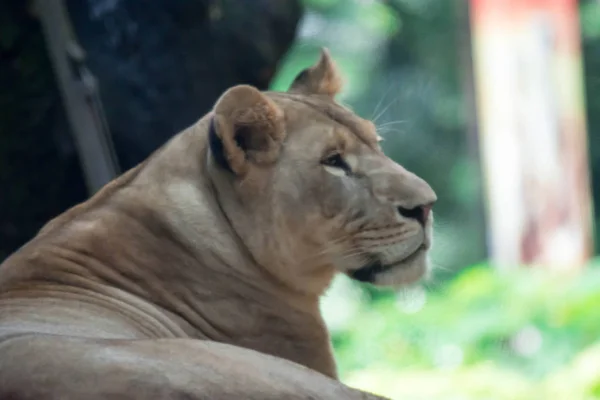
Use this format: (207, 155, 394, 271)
(0, 49, 436, 399)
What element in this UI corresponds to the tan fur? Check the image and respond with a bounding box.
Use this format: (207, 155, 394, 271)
(0, 48, 435, 399)
(290, 49, 343, 97)
(213, 85, 285, 175)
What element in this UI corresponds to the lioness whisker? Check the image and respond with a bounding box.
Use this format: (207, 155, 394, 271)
(338, 248, 369, 260)
(376, 120, 408, 129)
(372, 96, 398, 125)
(370, 83, 397, 121)
(296, 236, 353, 264)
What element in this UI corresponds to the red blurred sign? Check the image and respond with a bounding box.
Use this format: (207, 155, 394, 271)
(470, 0, 594, 270)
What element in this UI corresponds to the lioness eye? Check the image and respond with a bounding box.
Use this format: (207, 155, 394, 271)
(321, 153, 350, 172)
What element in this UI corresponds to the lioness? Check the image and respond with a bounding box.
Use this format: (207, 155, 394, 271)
(0, 49, 436, 399)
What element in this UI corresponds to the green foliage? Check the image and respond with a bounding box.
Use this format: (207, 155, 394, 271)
(581, 1, 600, 40)
(322, 260, 600, 399)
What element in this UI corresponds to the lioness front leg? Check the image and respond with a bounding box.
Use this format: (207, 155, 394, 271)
(0, 335, 387, 400)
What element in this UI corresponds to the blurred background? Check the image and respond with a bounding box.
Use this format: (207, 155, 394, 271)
(2, 0, 600, 398)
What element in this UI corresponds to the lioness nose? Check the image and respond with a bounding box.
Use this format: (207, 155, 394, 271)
(397, 202, 435, 226)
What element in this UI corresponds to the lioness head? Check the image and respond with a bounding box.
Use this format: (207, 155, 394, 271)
(207, 49, 436, 294)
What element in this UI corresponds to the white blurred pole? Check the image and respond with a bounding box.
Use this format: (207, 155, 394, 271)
(469, 0, 594, 270)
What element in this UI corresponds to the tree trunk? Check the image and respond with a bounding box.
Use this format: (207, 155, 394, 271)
(0, 0, 302, 261)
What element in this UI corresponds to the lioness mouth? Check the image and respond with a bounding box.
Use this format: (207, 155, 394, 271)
(349, 244, 425, 283)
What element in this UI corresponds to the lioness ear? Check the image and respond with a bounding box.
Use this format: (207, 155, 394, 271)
(209, 85, 285, 176)
(289, 48, 343, 98)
